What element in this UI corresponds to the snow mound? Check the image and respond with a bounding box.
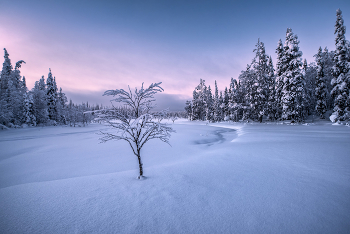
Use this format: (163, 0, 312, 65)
(329, 113, 337, 123)
(1, 122, 350, 233)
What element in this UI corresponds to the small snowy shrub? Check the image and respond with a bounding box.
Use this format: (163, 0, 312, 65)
(96, 82, 175, 179)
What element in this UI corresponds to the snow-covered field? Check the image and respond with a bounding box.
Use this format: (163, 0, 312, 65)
(0, 119, 349, 233)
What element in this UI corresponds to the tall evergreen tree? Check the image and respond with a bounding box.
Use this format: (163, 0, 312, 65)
(275, 39, 285, 120)
(57, 87, 68, 124)
(331, 9, 349, 122)
(184, 100, 193, 120)
(46, 69, 58, 122)
(11, 60, 26, 124)
(251, 39, 268, 122)
(0, 49, 13, 125)
(23, 92, 36, 126)
(228, 78, 238, 121)
(0, 49, 26, 126)
(0, 49, 12, 95)
(235, 80, 245, 121)
(213, 80, 221, 122)
(31, 76, 49, 124)
(67, 99, 77, 126)
(266, 56, 276, 120)
(303, 59, 317, 115)
(219, 91, 225, 120)
(223, 87, 229, 119)
(239, 65, 255, 121)
(206, 85, 214, 121)
(192, 79, 208, 120)
(315, 47, 328, 118)
(322, 47, 335, 109)
(281, 28, 305, 122)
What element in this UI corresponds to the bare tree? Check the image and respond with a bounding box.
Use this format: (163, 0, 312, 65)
(97, 82, 174, 179)
(170, 115, 178, 123)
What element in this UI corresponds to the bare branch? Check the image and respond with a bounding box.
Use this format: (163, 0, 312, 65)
(96, 82, 174, 178)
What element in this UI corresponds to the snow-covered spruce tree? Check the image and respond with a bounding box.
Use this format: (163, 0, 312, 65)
(67, 99, 77, 126)
(235, 80, 245, 121)
(30, 76, 49, 124)
(0, 48, 13, 125)
(21, 76, 27, 95)
(302, 59, 310, 113)
(281, 28, 305, 122)
(206, 85, 214, 121)
(0, 49, 26, 126)
(322, 47, 335, 109)
(237, 40, 269, 122)
(184, 100, 193, 120)
(223, 87, 230, 120)
(228, 78, 239, 121)
(251, 39, 269, 122)
(238, 65, 255, 121)
(275, 39, 285, 120)
(192, 89, 201, 120)
(46, 69, 58, 123)
(57, 87, 68, 124)
(213, 80, 221, 122)
(192, 79, 211, 121)
(315, 47, 328, 118)
(331, 9, 350, 122)
(0, 49, 12, 97)
(98, 82, 174, 179)
(192, 79, 204, 120)
(23, 92, 36, 126)
(218, 91, 225, 120)
(303, 59, 317, 116)
(266, 56, 276, 121)
(12, 60, 27, 125)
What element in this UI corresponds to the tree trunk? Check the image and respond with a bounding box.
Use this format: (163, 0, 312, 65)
(137, 153, 143, 178)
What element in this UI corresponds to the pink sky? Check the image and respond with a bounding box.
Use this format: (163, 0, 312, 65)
(0, 17, 246, 109)
(1, 1, 349, 110)
(0, 14, 245, 102)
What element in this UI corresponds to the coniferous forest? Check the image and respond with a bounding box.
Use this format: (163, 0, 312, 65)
(186, 9, 350, 124)
(0, 51, 101, 128)
(1, 9, 350, 128)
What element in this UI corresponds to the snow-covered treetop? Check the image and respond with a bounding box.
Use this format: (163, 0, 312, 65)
(103, 82, 164, 118)
(251, 39, 268, 76)
(3, 48, 9, 59)
(333, 8, 349, 77)
(284, 28, 303, 58)
(335, 9, 345, 39)
(15, 60, 26, 70)
(2, 48, 12, 75)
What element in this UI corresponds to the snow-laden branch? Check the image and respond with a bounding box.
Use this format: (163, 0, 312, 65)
(103, 82, 164, 118)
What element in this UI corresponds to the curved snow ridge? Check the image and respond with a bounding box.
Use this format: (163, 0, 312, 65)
(0, 129, 101, 142)
(0, 169, 138, 190)
(194, 128, 236, 146)
(207, 123, 245, 142)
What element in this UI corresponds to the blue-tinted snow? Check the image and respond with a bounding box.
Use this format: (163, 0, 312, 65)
(0, 120, 349, 233)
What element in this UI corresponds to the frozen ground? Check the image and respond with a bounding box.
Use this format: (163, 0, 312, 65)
(0, 119, 349, 233)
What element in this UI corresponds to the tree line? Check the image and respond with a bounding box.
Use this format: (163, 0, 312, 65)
(186, 9, 350, 123)
(0, 50, 102, 128)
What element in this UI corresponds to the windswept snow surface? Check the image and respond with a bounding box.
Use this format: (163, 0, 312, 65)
(0, 120, 350, 233)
